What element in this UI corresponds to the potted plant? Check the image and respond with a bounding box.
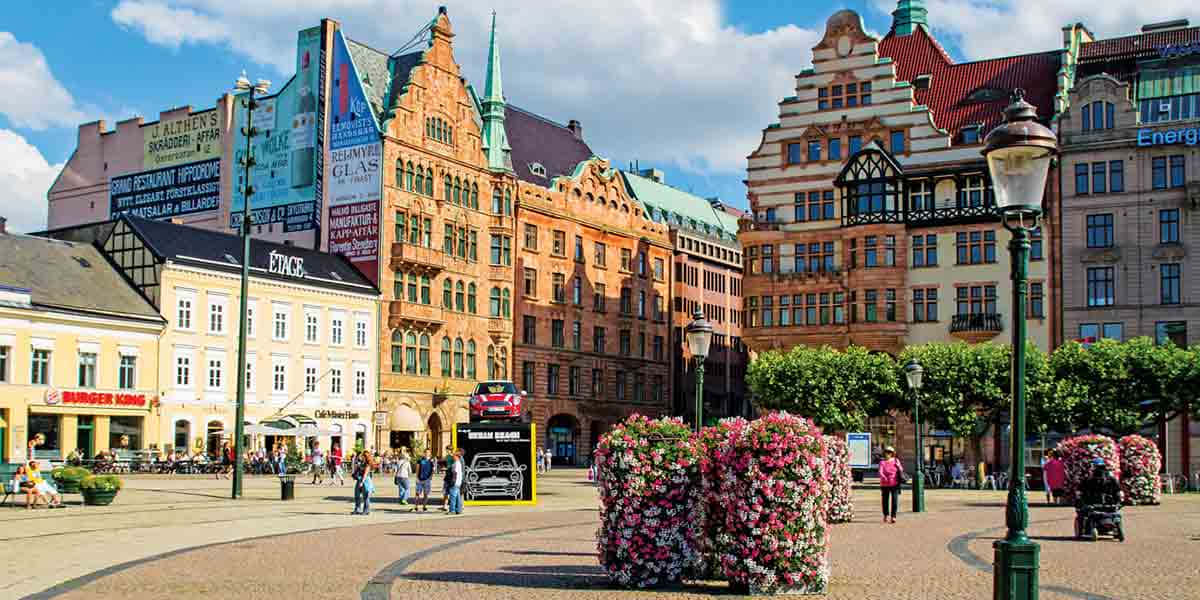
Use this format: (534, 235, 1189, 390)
(80, 474, 123, 505)
(51, 466, 92, 494)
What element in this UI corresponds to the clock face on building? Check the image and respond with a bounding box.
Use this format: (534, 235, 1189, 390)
(837, 36, 853, 57)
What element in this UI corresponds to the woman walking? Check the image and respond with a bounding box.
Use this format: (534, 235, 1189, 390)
(351, 449, 375, 515)
(878, 446, 905, 524)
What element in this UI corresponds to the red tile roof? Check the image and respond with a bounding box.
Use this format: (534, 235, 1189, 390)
(877, 27, 1061, 142)
(1079, 26, 1200, 63)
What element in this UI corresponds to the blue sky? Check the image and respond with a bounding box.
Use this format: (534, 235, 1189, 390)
(3, 1, 1198, 232)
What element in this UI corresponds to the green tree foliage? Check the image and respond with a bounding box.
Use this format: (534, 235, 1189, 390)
(895, 342, 1008, 439)
(746, 345, 898, 433)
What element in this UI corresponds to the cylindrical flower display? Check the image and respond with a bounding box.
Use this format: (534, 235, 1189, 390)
(1117, 434, 1161, 505)
(694, 417, 749, 578)
(715, 411, 829, 595)
(594, 414, 700, 588)
(1055, 434, 1119, 505)
(823, 435, 853, 523)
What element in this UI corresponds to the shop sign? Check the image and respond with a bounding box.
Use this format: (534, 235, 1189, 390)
(373, 411, 388, 426)
(315, 410, 359, 420)
(1137, 126, 1200, 146)
(109, 158, 221, 220)
(1157, 41, 1200, 59)
(268, 251, 306, 277)
(47, 390, 149, 407)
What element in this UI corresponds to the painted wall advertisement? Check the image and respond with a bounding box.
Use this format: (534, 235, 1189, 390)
(325, 30, 382, 284)
(454, 423, 537, 505)
(109, 110, 222, 220)
(230, 26, 322, 233)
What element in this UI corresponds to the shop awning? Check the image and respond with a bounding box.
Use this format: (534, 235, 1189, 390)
(390, 405, 422, 431)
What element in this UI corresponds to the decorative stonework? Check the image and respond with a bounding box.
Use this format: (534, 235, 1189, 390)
(813, 10, 875, 53)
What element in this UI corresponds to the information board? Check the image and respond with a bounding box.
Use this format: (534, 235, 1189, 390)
(847, 432, 872, 468)
(454, 422, 537, 506)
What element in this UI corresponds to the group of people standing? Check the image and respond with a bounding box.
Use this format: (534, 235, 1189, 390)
(536, 446, 553, 473)
(351, 445, 465, 516)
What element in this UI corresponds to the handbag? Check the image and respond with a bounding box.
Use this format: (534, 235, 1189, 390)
(363, 476, 375, 494)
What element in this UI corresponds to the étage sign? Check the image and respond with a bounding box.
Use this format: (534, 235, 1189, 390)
(109, 158, 221, 220)
(268, 251, 306, 277)
(1136, 126, 1200, 146)
(455, 422, 536, 505)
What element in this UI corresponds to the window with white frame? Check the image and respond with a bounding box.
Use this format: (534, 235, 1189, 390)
(273, 306, 289, 340)
(207, 357, 223, 390)
(304, 366, 318, 394)
(175, 354, 192, 388)
(31, 348, 50, 385)
(0, 344, 10, 383)
(177, 297, 193, 329)
(331, 315, 344, 345)
(245, 356, 255, 393)
(118, 355, 136, 390)
(354, 367, 367, 398)
(77, 352, 97, 388)
(355, 320, 367, 348)
(209, 300, 225, 334)
(305, 312, 319, 343)
(246, 301, 256, 337)
(272, 363, 287, 393)
(329, 366, 343, 396)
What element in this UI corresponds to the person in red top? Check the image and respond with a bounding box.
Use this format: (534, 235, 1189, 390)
(1042, 449, 1066, 505)
(877, 445, 905, 524)
(328, 442, 345, 486)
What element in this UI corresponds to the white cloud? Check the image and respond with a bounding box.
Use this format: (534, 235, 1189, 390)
(0, 129, 62, 233)
(109, 0, 822, 175)
(0, 32, 89, 130)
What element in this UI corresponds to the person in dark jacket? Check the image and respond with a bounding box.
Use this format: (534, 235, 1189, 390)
(1078, 458, 1121, 507)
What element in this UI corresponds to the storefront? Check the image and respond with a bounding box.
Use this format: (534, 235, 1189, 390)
(26, 389, 153, 460)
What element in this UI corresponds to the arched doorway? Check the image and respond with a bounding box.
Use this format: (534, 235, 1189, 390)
(174, 419, 191, 454)
(205, 421, 223, 458)
(547, 414, 580, 466)
(427, 413, 443, 457)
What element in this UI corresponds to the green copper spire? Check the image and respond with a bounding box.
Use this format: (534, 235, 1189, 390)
(481, 12, 511, 173)
(892, 0, 928, 36)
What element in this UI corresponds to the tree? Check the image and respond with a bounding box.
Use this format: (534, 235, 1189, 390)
(747, 345, 898, 433)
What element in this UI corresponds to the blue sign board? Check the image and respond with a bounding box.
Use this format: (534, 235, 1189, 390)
(847, 432, 872, 468)
(1137, 126, 1200, 147)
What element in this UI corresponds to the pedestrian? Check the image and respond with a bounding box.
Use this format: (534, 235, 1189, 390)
(536, 447, 544, 474)
(329, 442, 344, 485)
(395, 447, 412, 505)
(352, 449, 374, 515)
(1043, 449, 1066, 505)
(218, 440, 234, 480)
(878, 445, 905, 524)
(413, 448, 434, 512)
(544, 446, 553, 472)
(447, 448, 464, 515)
(310, 440, 326, 485)
(441, 445, 454, 511)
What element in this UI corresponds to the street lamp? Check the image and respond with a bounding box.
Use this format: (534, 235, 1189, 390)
(903, 359, 925, 513)
(982, 88, 1057, 600)
(231, 71, 271, 500)
(685, 309, 713, 432)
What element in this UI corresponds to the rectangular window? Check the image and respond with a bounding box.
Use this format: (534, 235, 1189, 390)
(330, 317, 343, 345)
(552, 273, 566, 303)
(912, 288, 938, 322)
(1075, 163, 1088, 195)
(885, 288, 896, 322)
(633, 374, 644, 404)
(592, 368, 603, 395)
(653, 335, 664, 361)
(273, 308, 288, 340)
(522, 362, 535, 393)
(616, 371, 626, 402)
(620, 287, 632, 315)
(208, 358, 224, 390)
(444, 224, 455, 254)
(246, 360, 255, 392)
(807, 140, 821, 162)
(828, 138, 841, 160)
(1087, 267, 1115, 307)
(1103, 322, 1123, 342)
(1086, 214, 1114, 248)
(273, 364, 286, 393)
(118, 355, 136, 389)
(884, 235, 896, 266)
(1161, 263, 1181, 305)
(569, 366, 580, 396)
(551, 319, 564, 348)
(572, 321, 582, 351)
(305, 313, 318, 343)
(177, 298, 192, 329)
(1153, 157, 1167, 190)
(1092, 162, 1106, 194)
(955, 285, 997, 314)
(77, 352, 96, 388)
(174, 355, 189, 387)
(469, 230, 478, 261)
(653, 257, 665, 281)
(787, 143, 803, 164)
(1160, 209, 1180, 244)
(1030, 228, 1044, 261)
(1029, 283, 1044, 318)
(890, 130, 905, 154)
(1109, 160, 1124, 192)
(0, 345, 11, 383)
(523, 268, 537, 297)
(547, 364, 560, 395)
(912, 234, 937, 267)
(523, 316, 537, 344)
(1170, 155, 1185, 188)
(574, 235, 584, 262)
(594, 242, 607, 267)
(822, 190, 835, 220)
(593, 327, 606, 354)
(524, 224, 538, 250)
(864, 289, 878, 323)
(761, 296, 774, 327)
(619, 330, 631, 356)
(304, 366, 317, 394)
(955, 230, 996, 264)
(849, 135, 862, 155)
(209, 302, 224, 334)
(620, 248, 632, 272)
(552, 230, 566, 256)
(864, 236, 878, 267)
(356, 321, 368, 348)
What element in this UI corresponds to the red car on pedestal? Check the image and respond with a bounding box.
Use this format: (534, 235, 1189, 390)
(468, 380, 528, 423)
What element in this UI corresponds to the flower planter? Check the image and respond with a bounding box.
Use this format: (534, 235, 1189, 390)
(53, 476, 83, 494)
(82, 488, 118, 506)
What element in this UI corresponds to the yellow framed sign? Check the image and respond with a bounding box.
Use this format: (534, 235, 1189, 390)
(453, 422, 537, 506)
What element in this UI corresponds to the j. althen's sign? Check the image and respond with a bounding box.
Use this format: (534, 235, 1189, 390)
(1137, 126, 1200, 147)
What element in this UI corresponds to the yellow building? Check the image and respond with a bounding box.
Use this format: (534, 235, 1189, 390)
(46, 215, 380, 457)
(0, 229, 165, 463)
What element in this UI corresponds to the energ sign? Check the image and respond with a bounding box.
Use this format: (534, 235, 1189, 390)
(1137, 126, 1200, 146)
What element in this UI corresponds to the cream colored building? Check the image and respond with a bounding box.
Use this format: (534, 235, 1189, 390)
(0, 229, 165, 463)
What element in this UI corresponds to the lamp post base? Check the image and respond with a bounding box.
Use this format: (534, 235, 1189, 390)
(993, 538, 1040, 600)
(912, 471, 925, 513)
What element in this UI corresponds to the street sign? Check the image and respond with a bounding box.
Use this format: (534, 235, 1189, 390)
(847, 432, 872, 468)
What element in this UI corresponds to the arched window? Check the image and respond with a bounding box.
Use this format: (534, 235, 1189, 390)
(835, 145, 903, 226)
(414, 164, 424, 194)
(492, 188, 503, 214)
(406, 161, 414, 191)
(504, 189, 512, 215)
(466, 340, 476, 379)
(453, 338, 464, 378)
(455, 281, 465, 312)
(444, 175, 453, 201)
(486, 345, 496, 379)
(405, 332, 417, 375)
(498, 347, 508, 378)
(418, 334, 430, 375)
(489, 287, 501, 316)
(501, 288, 511, 317)
(425, 168, 434, 196)
(470, 183, 479, 209)
(395, 159, 404, 188)
(420, 276, 431, 304)
(390, 330, 403, 373)
(454, 177, 462, 205)
(467, 283, 477, 314)
(441, 337, 452, 377)
(442, 279, 453, 307)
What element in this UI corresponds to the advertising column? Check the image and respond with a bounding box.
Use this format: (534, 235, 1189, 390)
(325, 30, 382, 285)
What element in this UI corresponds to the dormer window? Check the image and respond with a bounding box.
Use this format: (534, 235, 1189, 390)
(529, 163, 547, 178)
(961, 125, 982, 144)
(914, 74, 932, 90)
(967, 88, 1007, 103)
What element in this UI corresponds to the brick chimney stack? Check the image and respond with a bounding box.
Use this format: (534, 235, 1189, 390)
(0, 216, 7, 234)
(567, 119, 583, 140)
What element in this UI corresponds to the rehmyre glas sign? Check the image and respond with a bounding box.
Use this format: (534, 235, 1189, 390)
(1137, 126, 1200, 147)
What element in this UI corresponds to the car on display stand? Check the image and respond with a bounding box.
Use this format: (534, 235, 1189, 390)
(468, 380, 529, 423)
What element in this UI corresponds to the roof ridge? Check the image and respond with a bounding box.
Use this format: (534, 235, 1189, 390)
(345, 36, 391, 58)
(1082, 25, 1200, 46)
(507, 104, 570, 130)
(947, 48, 1061, 67)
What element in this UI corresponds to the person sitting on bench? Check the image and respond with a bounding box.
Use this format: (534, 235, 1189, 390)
(26, 461, 63, 508)
(11, 465, 44, 509)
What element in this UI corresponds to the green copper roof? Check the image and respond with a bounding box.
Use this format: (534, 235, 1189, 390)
(892, 0, 928, 36)
(480, 13, 512, 173)
(620, 171, 739, 241)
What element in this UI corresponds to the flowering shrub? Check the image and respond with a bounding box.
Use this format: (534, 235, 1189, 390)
(823, 435, 853, 523)
(1117, 434, 1161, 505)
(694, 417, 749, 578)
(594, 414, 701, 588)
(714, 411, 829, 594)
(1055, 434, 1119, 504)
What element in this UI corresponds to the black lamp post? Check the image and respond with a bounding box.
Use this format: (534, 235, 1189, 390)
(685, 309, 713, 432)
(904, 359, 925, 513)
(982, 89, 1058, 600)
(231, 71, 270, 499)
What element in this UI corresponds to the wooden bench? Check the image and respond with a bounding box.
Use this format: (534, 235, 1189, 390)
(1, 463, 22, 506)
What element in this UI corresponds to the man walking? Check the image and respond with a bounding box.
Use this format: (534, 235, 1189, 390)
(447, 448, 464, 515)
(441, 445, 454, 512)
(413, 449, 434, 512)
(395, 447, 412, 505)
(544, 446, 553, 472)
(310, 441, 325, 485)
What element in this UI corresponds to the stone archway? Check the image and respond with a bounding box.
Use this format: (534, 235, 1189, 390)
(427, 412, 444, 457)
(547, 413, 581, 467)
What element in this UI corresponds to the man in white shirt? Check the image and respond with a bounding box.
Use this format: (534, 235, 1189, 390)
(544, 446, 553, 472)
(310, 441, 325, 485)
(448, 449, 464, 515)
(395, 448, 412, 505)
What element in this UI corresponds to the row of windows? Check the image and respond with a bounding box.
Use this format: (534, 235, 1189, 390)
(674, 297, 740, 326)
(520, 227, 665, 280)
(520, 361, 665, 404)
(1085, 263, 1184, 306)
(394, 212, 478, 257)
(426, 116, 454, 145)
(745, 283, 1045, 327)
(520, 316, 666, 359)
(1080, 101, 1115, 132)
(1076, 321, 1188, 347)
(1074, 161, 1124, 195)
(680, 236, 741, 265)
(816, 81, 873, 111)
(176, 296, 368, 347)
(0, 346, 138, 389)
(1152, 155, 1187, 190)
(388, 332, 500, 380)
(174, 354, 368, 398)
(1085, 209, 1180, 248)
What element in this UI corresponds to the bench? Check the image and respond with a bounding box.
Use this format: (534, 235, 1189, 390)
(1, 463, 21, 506)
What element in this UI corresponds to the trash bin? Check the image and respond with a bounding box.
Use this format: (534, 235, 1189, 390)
(279, 475, 295, 500)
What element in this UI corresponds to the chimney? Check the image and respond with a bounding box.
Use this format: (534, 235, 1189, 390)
(638, 168, 665, 184)
(567, 119, 583, 140)
(0, 216, 6, 234)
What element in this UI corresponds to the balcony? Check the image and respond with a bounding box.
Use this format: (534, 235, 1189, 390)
(390, 243, 446, 274)
(906, 203, 998, 227)
(487, 317, 511, 340)
(950, 313, 1003, 343)
(387, 300, 445, 331)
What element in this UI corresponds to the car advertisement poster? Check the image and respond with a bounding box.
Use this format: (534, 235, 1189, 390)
(848, 432, 872, 468)
(454, 423, 536, 505)
(325, 30, 381, 284)
(230, 27, 322, 233)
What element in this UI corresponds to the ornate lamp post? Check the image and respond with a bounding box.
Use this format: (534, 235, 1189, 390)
(982, 89, 1058, 600)
(685, 309, 713, 432)
(903, 359, 925, 513)
(231, 72, 270, 499)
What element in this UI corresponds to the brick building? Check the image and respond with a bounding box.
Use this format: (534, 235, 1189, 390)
(740, 3, 1063, 469)
(1056, 19, 1200, 478)
(622, 169, 749, 424)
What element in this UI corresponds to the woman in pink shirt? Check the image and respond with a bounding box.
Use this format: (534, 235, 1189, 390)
(1042, 449, 1066, 505)
(878, 446, 905, 523)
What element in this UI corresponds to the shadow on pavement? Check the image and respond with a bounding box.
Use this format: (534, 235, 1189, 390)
(502, 550, 594, 557)
(404, 568, 742, 595)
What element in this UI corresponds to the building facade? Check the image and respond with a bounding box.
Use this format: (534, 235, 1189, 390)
(622, 169, 749, 424)
(740, 4, 1062, 468)
(0, 227, 165, 463)
(1057, 19, 1200, 477)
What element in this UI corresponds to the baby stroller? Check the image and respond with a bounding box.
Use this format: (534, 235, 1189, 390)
(1073, 458, 1125, 542)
